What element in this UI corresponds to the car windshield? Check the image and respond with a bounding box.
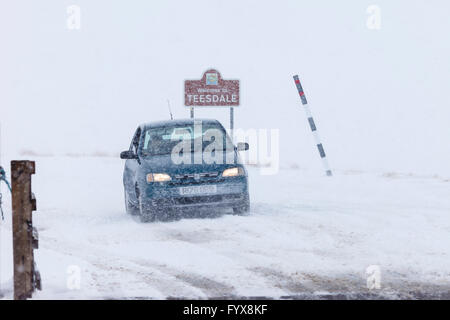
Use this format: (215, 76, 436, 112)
(141, 122, 234, 156)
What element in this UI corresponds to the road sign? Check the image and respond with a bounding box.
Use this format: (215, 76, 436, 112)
(185, 69, 240, 107)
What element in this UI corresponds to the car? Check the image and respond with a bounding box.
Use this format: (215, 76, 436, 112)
(120, 118, 250, 222)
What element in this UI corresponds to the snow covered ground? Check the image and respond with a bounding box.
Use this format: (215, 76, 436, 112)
(1, 155, 449, 299)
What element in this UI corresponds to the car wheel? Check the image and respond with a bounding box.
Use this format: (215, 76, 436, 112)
(124, 188, 139, 215)
(232, 203, 250, 215)
(139, 209, 156, 222)
(139, 212, 155, 222)
(138, 197, 156, 223)
(233, 194, 250, 215)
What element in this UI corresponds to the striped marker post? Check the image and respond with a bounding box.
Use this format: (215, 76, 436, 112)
(293, 75, 332, 176)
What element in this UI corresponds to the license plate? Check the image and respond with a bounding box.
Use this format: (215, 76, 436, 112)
(179, 185, 217, 196)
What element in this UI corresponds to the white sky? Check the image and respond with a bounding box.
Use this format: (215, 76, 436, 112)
(1, 0, 449, 175)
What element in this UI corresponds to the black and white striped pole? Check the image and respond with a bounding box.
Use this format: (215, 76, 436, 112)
(293, 75, 332, 176)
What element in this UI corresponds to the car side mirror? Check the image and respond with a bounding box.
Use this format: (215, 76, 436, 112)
(236, 142, 249, 151)
(120, 150, 137, 159)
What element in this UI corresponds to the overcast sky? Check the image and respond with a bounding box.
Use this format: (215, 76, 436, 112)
(1, 0, 449, 175)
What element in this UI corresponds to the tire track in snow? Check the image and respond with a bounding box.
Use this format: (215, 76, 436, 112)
(148, 217, 290, 297)
(131, 259, 236, 298)
(40, 234, 237, 298)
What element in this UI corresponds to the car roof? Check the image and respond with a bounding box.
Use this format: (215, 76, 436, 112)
(140, 118, 221, 130)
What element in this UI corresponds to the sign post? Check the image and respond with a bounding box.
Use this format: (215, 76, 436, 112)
(293, 75, 333, 176)
(11, 160, 41, 300)
(230, 107, 234, 138)
(185, 69, 240, 138)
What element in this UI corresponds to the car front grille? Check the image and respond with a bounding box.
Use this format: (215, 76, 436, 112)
(174, 172, 219, 179)
(170, 171, 222, 185)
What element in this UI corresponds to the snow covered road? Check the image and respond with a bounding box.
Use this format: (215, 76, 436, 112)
(1, 156, 450, 299)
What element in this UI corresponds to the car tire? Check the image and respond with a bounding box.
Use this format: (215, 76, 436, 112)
(139, 212, 155, 223)
(139, 210, 156, 222)
(138, 196, 156, 223)
(233, 193, 250, 215)
(124, 188, 139, 215)
(232, 201, 250, 215)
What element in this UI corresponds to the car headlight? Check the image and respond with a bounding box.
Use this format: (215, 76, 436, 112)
(222, 167, 245, 177)
(147, 173, 172, 183)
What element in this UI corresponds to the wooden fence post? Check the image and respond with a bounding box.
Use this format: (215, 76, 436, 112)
(11, 160, 41, 300)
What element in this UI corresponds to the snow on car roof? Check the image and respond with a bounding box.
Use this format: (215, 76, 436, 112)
(141, 118, 220, 130)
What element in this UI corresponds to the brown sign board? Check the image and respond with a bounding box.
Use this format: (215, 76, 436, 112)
(185, 69, 239, 107)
